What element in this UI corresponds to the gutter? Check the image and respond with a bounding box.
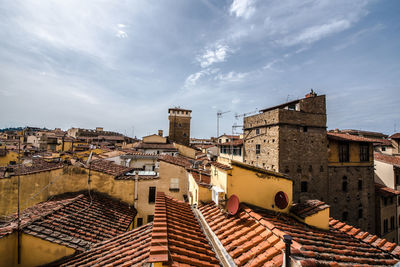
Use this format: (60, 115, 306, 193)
(192, 207, 236, 267)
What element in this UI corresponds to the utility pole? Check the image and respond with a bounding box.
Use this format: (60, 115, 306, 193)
(217, 110, 230, 138)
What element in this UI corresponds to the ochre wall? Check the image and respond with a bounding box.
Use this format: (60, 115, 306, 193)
(303, 208, 330, 230)
(210, 165, 228, 194)
(0, 233, 75, 267)
(174, 143, 196, 159)
(143, 135, 166, 144)
(134, 161, 189, 227)
(0, 166, 136, 216)
(0, 151, 18, 166)
(228, 164, 293, 213)
(328, 140, 373, 166)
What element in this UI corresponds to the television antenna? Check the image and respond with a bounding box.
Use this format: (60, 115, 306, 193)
(217, 110, 230, 137)
(235, 108, 258, 120)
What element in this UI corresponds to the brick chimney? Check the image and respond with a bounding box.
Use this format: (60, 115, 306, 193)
(305, 89, 317, 98)
(158, 130, 163, 137)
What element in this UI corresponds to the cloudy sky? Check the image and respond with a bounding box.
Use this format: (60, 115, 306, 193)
(0, 0, 399, 138)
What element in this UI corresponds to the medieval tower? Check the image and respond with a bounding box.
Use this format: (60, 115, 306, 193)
(168, 107, 191, 146)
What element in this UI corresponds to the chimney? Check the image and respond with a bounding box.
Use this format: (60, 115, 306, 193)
(305, 89, 317, 98)
(158, 130, 163, 137)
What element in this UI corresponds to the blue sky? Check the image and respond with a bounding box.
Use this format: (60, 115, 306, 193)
(0, 0, 399, 138)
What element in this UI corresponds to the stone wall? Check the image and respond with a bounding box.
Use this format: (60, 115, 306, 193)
(328, 166, 376, 233)
(169, 115, 191, 146)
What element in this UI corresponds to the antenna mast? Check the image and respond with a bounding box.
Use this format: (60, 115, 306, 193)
(217, 110, 230, 137)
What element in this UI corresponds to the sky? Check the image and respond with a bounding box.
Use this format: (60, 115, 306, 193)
(0, 0, 399, 138)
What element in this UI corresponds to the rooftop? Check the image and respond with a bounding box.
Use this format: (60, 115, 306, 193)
(374, 152, 400, 168)
(375, 183, 400, 196)
(0, 159, 64, 179)
(199, 201, 400, 266)
(0, 191, 136, 251)
(89, 159, 134, 177)
(327, 132, 377, 143)
(60, 223, 152, 266)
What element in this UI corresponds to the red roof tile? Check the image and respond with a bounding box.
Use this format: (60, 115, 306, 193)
(210, 161, 232, 170)
(200, 202, 400, 266)
(375, 183, 400, 196)
(60, 223, 152, 266)
(374, 152, 400, 167)
(390, 133, 400, 139)
(190, 169, 211, 188)
(0, 191, 136, 251)
(148, 192, 220, 266)
(327, 132, 377, 143)
(218, 139, 244, 147)
(159, 154, 193, 168)
(89, 159, 134, 177)
(290, 199, 330, 219)
(0, 159, 64, 179)
(136, 142, 178, 151)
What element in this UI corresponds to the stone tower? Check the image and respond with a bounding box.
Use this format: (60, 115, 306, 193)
(168, 107, 191, 146)
(243, 92, 328, 203)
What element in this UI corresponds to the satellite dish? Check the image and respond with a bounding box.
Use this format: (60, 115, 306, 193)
(226, 194, 239, 215)
(275, 191, 289, 209)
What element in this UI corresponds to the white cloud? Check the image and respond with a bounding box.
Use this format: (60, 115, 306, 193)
(232, 98, 240, 104)
(197, 44, 231, 68)
(280, 20, 351, 46)
(229, 0, 255, 19)
(215, 71, 247, 82)
(116, 30, 128, 39)
(117, 24, 126, 28)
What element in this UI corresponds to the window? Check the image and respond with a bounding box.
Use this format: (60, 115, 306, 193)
(384, 219, 389, 233)
(225, 139, 229, 142)
(390, 216, 395, 230)
(339, 142, 349, 162)
(358, 208, 363, 219)
(390, 197, 394, 205)
(288, 104, 296, 110)
(178, 123, 182, 127)
(238, 149, 242, 156)
(396, 175, 399, 186)
(137, 218, 143, 227)
(342, 212, 348, 221)
(256, 129, 260, 135)
(358, 180, 362, 191)
(301, 181, 308, 192)
(147, 215, 154, 223)
(342, 176, 348, 192)
(256, 144, 260, 154)
(302, 126, 308, 132)
(383, 197, 388, 206)
(360, 143, 369, 162)
(382, 147, 386, 151)
(170, 178, 179, 192)
(148, 187, 156, 203)
(220, 147, 223, 153)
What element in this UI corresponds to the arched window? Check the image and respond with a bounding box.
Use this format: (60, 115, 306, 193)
(358, 205, 363, 219)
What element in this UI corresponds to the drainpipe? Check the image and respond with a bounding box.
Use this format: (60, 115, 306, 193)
(134, 172, 139, 209)
(283, 235, 292, 267)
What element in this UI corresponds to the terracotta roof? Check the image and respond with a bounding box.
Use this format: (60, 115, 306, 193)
(190, 169, 211, 187)
(136, 142, 178, 151)
(290, 199, 330, 219)
(375, 183, 400, 196)
(60, 223, 152, 266)
(159, 154, 193, 168)
(210, 161, 232, 170)
(199, 202, 400, 266)
(0, 160, 64, 179)
(0, 191, 136, 251)
(89, 159, 134, 177)
(218, 139, 244, 147)
(390, 133, 400, 139)
(148, 192, 220, 266)
(199, 202, 284, 266)
(374, 152, 400, 168)
(327, 132, 377, 143)
(374, 139, 393, 146)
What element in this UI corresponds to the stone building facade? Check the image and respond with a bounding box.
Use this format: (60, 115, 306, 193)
(243, 93, 328, 203)
(168, 107, 191, 146)
(243, 92, 376, 234)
